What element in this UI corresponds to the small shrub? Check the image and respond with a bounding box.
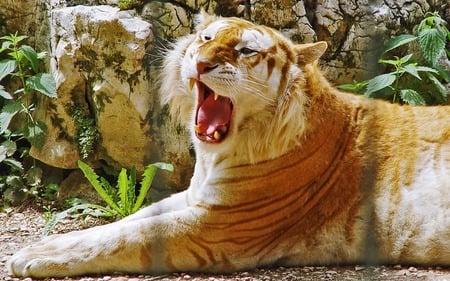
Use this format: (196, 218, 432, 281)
(77, 160, 173, 216)
(339, 12, 450, 105)
(68, 104, 100, 160)
(44, 161, 173, 234)
(0, 33, 57, 207)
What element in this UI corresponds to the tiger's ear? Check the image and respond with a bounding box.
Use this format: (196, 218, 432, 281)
(294, 41, 327, 65)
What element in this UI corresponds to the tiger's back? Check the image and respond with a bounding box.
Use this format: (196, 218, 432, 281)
(358, 99, 450, 263)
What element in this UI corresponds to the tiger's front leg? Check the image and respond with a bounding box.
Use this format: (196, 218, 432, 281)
(8, 191, 232, 278)
(7, 205, 218, 278)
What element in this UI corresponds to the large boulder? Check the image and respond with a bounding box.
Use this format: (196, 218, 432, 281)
(31, 5, 153, 172)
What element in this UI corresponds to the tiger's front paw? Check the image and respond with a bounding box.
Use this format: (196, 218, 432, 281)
(7, 244, 57, 278)
(7, 231, 97, 278)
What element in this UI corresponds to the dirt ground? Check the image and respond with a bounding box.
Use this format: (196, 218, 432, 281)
(1, 204, 450, 281)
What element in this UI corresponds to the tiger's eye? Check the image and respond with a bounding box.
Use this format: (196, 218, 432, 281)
(240, 47, 256, 55)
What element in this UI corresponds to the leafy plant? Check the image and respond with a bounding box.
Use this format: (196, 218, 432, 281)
(0, 33, 57, 207)
(339, 12, 449, 105)
(0, 33, 56, 145)
(77, 160, 173, 217)
(43, 198, 116, 235)
(69, 104, 100, 159)
(44, 161, 173, 234)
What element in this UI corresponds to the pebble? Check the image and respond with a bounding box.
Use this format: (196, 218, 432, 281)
(408, 266, 418, 272)
(302, 266, 314, 273)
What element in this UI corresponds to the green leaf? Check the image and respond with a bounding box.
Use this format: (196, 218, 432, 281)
(23, 121, 47, 149)
(399, 89, 426, 106)
(0, 101, 22, 134)
(365, 73, 397, 95)
(43, 205, 71, 236)
(100, 177, 115, 198)
(1, 34, 28, 45)
(398, 54, 413, 65)
(43, 202, 116, 236)
(417, 28, 446, 66)
(382, 34, 417, 54)
(0, 140, 16, 162)
(434, 66, 450, 83)
(0, 41, 12, 53)
(77, 160, 124, 216)
(0, 85, 13, 100)
(3, 158, 23, 172)
(0, 140, 17, 158)
(20, 45, 40, 73)
(117, 168, 129, 214)
(0, 59, 16, 81)
(426, 72, 448, 102)
(0, 141, 13, 162)
(26, 165, 43, 186)
(336, 84, 358, 92)
(379, 54, 413, 67)
(152, 162, 174, 172)
(336, 80, 369, 93)
(378, 58, 400, 66)
(418, 12, 447, 35)
(132, 162, 173, 213)
(127, 167, 137, 214)
(26, 73, 57, 98)
(415, 66, 439, 74)
(37, 51, 48, 60)
(403, 65, 421, 80)
(6, 175, 24, 188)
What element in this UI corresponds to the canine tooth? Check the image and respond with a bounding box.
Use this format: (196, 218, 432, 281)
(194, 125, 201, 133)
(189, 79, 196, 91)
(213, 131, 221, 140)
(214, 93, 219, 101)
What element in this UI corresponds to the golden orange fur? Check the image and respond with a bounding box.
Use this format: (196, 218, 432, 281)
(8, 14, 450, 278)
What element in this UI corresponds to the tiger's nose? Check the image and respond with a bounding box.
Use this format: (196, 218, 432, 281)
(197, 60, 218, 75)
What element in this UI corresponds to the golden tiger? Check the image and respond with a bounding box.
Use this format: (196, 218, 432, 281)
(8, 13, 450, 278)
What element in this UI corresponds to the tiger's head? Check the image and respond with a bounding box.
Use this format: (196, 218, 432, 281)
(161, 13, 328, 164)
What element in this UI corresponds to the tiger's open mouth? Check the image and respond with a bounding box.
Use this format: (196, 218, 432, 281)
(192, 79, 233, 143)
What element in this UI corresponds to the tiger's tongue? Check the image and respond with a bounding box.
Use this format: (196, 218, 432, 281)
(197, 94, 231, 137)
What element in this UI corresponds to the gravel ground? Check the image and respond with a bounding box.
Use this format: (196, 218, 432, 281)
(1, 204, 450, 281)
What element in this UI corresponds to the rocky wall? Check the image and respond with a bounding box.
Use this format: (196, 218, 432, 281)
(0, 0, 448, 194)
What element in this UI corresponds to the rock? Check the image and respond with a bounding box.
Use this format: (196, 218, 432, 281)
(141, 1, 192, 39)
(31, 5, 153, 172)
(355, 265, 365, 271)
(0, 1, 43, 47)
(58, 170, 102, 205)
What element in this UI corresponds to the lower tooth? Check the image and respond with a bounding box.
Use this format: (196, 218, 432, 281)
(213, 131, 221, 140)
(194, 125, 201, 133)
